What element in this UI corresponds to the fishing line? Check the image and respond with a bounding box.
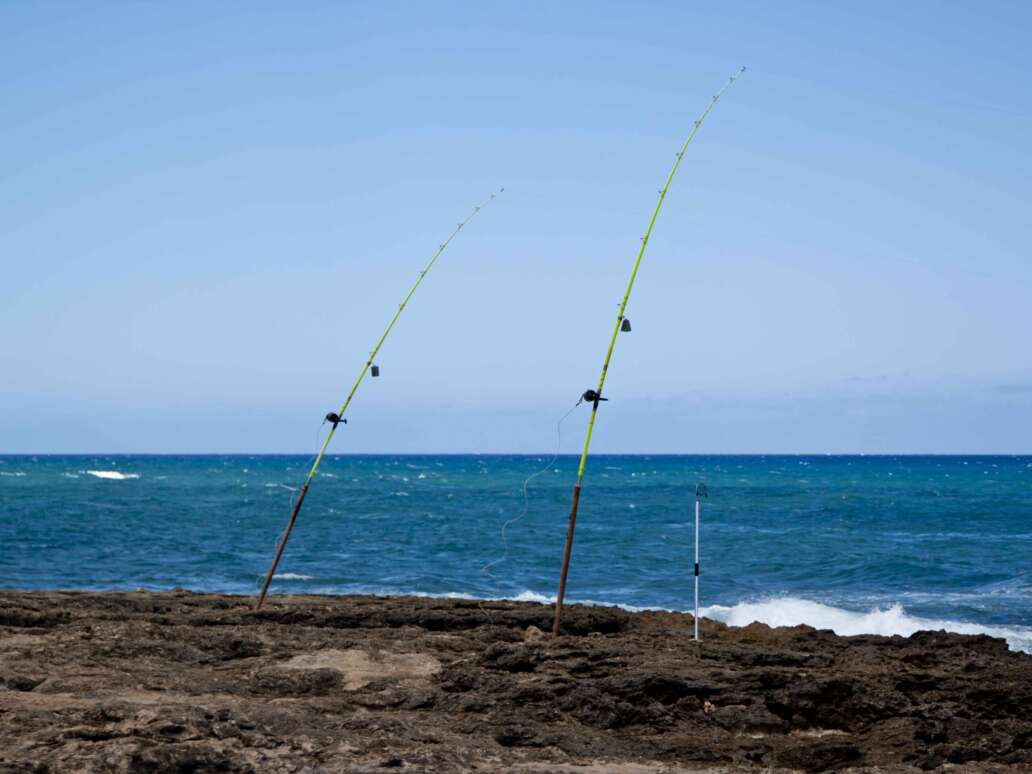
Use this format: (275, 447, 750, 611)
(280, 419, 328, 502)
(253, 419, 325, 593)
(252, 421, 322, 591)
(272, 418, 326, 499)
(480, 400, 580, 578)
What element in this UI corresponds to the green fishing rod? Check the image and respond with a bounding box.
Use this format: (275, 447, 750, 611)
(552, 70, 744, 634)
(256, 189, 503, 610)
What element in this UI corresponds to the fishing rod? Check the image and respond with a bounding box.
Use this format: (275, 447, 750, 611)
(255, 188, 503, 610)
(552, 69, 744, 635)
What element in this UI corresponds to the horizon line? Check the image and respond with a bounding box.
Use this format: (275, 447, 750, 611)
(3, 452, 1031, 458)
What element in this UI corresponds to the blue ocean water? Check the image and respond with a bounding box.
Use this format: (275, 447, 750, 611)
(1, 454, 1030, 651)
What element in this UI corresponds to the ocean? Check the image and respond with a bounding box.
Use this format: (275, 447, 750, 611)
(2, 454, 1030, 652)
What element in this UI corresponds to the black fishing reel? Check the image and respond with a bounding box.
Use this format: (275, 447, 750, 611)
(325, 412, 347, 429)
(580, 389, 608, 406)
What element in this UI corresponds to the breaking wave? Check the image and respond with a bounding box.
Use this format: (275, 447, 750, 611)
(702, 596, 1032, 653)
(358, 589, 1032, 652)
(219, 579, 1032, 654)
(85, 470, 140, 480)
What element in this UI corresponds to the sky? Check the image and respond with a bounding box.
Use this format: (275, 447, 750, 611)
(2, 1, 1030, 454)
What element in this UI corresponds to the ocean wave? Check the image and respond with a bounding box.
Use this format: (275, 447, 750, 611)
(509, 590, 656, 613)
(272, 573, 316, 581)
(241, 583, 1031, 652)
(511, 590, 553, 605)
(518, 592, 1032, 652)
(701, 596, 1032, 653)
(84, 470, 140, 480)
(1, 471, 27, 477)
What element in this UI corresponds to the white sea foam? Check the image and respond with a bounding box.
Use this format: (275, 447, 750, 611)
(511, 590, 553, 604)
(1, 471, 27, 477)
(244, 581, 1032, 654)
(85, 470, 140, 480)
(272, 573, 316, 581)
(389, 590, 1032, 652)
(702, 596, 1032, 653)
(509, 590, 656, 612)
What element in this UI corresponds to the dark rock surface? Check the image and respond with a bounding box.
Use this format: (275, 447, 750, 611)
(0, 591, 1030, 772)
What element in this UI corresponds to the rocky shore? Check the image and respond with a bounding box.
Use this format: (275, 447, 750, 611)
(1, 591, 1030, 772)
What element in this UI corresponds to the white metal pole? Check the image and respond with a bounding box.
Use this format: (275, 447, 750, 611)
(694, 497, 700, 641)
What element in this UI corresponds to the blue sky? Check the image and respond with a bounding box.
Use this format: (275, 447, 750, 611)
(2, 2, 1030, 453)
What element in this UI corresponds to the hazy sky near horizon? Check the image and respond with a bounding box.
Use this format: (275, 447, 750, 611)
(3, 2, 1031, 453)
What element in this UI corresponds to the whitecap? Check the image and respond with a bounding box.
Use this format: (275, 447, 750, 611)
(272, 573, 316, 581)
(702, 596, 1032, 653)
(506, 590, 657, 612)
(511, 590, 554, 604)
(228, 582, 1032, 654)
(460, 592, 1032, 651)
(85, 470, 140, 480)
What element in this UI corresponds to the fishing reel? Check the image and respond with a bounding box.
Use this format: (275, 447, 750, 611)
(580, 389, 608, 406)
(325, 412, 347, 429)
